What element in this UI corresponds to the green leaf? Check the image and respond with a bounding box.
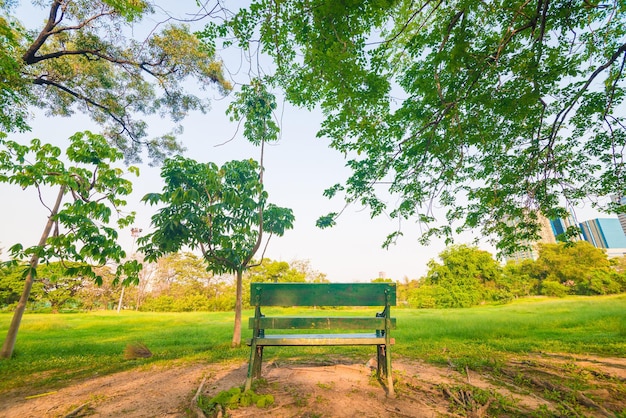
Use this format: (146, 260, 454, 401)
(315, 213, 337, 229)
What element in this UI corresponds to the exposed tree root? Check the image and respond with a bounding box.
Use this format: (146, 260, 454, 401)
(442, 385, 494, 418)
(500, 366, 613, 417)
(190, 376, 208, 418)
(64, 402, 90, 418)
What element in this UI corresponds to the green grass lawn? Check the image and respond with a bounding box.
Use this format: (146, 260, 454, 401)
(1, 294, 625, 393)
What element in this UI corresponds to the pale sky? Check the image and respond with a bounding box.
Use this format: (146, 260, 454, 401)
(0, 2, 608, 283)
(0, 100, 463, 283)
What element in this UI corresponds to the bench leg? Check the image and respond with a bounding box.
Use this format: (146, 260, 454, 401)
(376, 344, 385, 377)
(246, 342, 263, 391)
(376, 344, 394, 397)
(253, 346, 263, 378)
(385, 344, 394, 397)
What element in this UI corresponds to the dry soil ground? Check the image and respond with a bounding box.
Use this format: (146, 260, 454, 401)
(1, 353, 625, 417)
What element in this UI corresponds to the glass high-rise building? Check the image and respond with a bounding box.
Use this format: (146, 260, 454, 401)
(506, 214, 558, 261)
(505, 211, 626, 261)
(579, 218, 626, 249)
(612, 195, 626, 236)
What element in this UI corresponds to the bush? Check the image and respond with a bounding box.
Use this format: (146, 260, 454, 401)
(540, 280, 569, 298)
(174, 294, 210, 312)
(483, 287, 514, 304)
(140, 295, 175, 312)
(407, 283, 487, 309)
(581, 271, 624, 295)
(407, 285, 441, 308)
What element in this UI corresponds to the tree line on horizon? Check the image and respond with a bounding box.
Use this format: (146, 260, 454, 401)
(1, 241, 624, 313)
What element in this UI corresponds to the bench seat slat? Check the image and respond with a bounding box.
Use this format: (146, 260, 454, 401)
(249, 316, 397, 330)
(248, 333, 395, 346)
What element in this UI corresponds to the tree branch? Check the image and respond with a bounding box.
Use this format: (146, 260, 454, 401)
(32, 76, 138, 143)
(22, 0, 63, 64)
(548, 42, 626, 145)
(22, 2, 114, 65)
(45, 10, 115, 37)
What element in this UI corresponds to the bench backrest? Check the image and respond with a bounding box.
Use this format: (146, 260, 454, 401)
(249, 282, 396, 307)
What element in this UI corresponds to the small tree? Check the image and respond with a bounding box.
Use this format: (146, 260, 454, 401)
(139, 156, 294, 346)
(0, 131, 140, 358)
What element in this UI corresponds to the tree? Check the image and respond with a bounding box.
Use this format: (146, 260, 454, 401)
(37, 261, 87, 312)
(289, 259, 329, 283)
(139, 157, 294, 346)
(500, 259, 538, 298)
(148, 253, 211, 295)
(246, 259, 306, 283)
(201, 1, 626, 254)
(0, 131, 140, 358)
(614, 255, 626, 274)
(242, 259, 306, 308)
(0, 1, 231, 162)
(139, 252, 218, 312)
(533, 241, 622, 295)
(416, 244, 501, 308)
(76, 266, 118, 310)
(0, 262, 42, 308)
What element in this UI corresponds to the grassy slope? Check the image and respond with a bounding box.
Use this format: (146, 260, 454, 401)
(0, 294, 624, 393)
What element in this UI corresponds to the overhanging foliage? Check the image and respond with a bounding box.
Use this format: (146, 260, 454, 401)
(201, 0, 626, 254)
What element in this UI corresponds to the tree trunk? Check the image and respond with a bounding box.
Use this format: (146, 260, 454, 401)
(231, 268, 243, 347)
(116, 286, 125, 313)
(1, 186, 65, 359)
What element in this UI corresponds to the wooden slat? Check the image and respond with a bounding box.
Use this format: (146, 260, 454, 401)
(248, 333, 396, 346)
(248, 316, 397, 330)
(249, 283, 396, 306)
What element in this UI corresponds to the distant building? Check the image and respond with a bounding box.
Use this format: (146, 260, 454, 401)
(505, 208, 626, 261)
(506, 212, 578, 262)
(579, 218, 626, 258)
(506, 214, 556, 262)
(506, 247, 537, 263)
(550, 217, 579, 239)
(612, 195, 626, 236)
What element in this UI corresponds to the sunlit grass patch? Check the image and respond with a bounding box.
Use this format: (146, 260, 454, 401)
(0, 294, 624, 394)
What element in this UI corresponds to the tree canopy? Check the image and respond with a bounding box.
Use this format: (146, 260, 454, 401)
(201, 0, 626, 254)
(0, 0, 231, 162)
(533, 241, 623, 295)
(246, 258, 306, 283)
(139, 157, 295, 274)
(0, 131, 140, 284)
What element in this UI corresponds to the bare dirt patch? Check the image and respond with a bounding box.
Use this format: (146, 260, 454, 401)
(1, 353, 625, 417)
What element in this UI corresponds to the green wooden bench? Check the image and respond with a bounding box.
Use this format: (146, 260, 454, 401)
(245, 282, 397, 396)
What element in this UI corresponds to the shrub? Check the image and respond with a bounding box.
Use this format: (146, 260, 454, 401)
(407, 285, 440, 308)
(540, 280, 569, 298)
(582, 271, 624, 295)
(140, 295, 175, 312)
(174, 294, 210, 312)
